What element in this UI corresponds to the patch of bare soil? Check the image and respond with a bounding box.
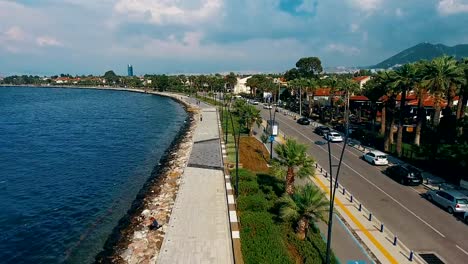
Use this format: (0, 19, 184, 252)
(239, 137, 270, 173)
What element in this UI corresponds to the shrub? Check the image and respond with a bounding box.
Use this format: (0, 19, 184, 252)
(284, 225, 338, 264)
(237, 194, 269, 212)
(237, 168, 256, 182)
(240, 212, 293, 264)
(238, 181, 260, 196)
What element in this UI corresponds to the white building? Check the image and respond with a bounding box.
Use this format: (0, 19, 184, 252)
(232, 76, 252, 94)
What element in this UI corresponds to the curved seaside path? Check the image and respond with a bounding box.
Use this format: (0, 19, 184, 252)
(157, 96, 234, 264)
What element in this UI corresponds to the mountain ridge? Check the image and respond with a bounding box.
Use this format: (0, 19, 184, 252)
(371, 42, 468, 69)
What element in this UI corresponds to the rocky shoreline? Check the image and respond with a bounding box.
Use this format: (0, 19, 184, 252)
(90, 92, 199, 263)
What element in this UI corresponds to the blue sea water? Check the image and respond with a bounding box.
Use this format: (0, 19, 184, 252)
(0, 87, 187, 263)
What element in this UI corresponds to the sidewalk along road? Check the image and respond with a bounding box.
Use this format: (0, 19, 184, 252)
(252, 125, 375, 264)
(258, 107, 468, 264)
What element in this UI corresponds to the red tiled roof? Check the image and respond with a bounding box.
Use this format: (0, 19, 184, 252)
(406, 95, 447, 108)
(350, 95, 369, 101)
(352, 76, 370, 82)
(314, 88, 331, 96)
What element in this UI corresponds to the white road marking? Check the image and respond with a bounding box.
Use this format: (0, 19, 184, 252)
(280, 119, 447, 238)
(456, 245, 468, 256)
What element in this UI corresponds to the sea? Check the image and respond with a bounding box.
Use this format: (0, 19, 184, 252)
(0, 87, 188, 263)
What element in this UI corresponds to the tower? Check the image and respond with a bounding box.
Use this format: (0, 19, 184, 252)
(127, 64, 133, 77)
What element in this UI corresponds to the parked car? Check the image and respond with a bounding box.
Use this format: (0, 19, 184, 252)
(324, 132, 343, 142)
(426, 189, 468, 215)
(384, 165, 423, 185)
(297, 117, 310, 125)
(314, 126, 331, 136)
(363, 151, 389, 166)
(263, 104, 272, 109)
(464, 212, 468, 224)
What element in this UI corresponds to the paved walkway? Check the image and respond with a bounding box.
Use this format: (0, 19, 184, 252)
(157, 97, 234, 264)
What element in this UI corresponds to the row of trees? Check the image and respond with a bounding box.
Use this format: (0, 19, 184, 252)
(227, 99, 328, 241)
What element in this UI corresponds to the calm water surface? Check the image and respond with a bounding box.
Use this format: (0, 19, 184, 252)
(0, 87, 187, 263)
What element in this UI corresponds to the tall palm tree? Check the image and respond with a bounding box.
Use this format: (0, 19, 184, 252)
(456, 59, 468, 136)
(279, 184, 328, 240)
(272, 139, 314, 195)
(376, 71, 398, 151)
(423, 56, 464, 127)
(238, 104, 262, 136)
(412, 61, 429, 146)
(391, 63, 417, 157)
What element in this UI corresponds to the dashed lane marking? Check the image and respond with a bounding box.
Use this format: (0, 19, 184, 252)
(280, 119, 447, 239)
(456, 245, 468, 256)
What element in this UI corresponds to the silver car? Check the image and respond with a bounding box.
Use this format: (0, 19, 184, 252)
(426, 189, 468, 215)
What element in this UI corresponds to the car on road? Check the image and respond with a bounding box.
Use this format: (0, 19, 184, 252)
(384, 165, 423, 185)
(324, 132, 343, 142)
(362, 151, 389, 166)
(263, 103, 272, 109)
(297, 117, 310, 125)
(314, 126, 331, 136)
(426, 189, 468, 215)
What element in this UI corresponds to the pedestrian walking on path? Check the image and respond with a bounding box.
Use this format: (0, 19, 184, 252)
(200, 114, 203, 121)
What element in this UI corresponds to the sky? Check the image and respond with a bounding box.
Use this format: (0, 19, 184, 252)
(1, 0, 468, 76)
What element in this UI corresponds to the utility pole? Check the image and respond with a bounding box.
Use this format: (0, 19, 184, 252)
(325, 87, 351, 264)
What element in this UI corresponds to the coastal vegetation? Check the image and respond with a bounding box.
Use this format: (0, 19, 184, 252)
(2, 55, 468, 184)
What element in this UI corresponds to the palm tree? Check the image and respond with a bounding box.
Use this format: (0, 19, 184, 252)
(375, 71, 398, 152)
(456, 59, 468, 136)
(279, 184, 329, 240)
(423, 56, 464, 127)
(391, 63, 417, 157)
(412, 61, 429, 146)
(238, 104, 262, 136)
(225, 72, 237, 93)
(272, 139, 314, 195)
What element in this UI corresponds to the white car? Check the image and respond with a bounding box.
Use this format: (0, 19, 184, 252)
(324, 132, 343, 142)
(363, 151, 389, 165)
(263, 104, 272, 109)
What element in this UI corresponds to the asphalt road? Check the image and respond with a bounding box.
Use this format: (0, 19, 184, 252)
(259, 107, 468, 264)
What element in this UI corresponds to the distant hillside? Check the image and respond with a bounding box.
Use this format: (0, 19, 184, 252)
(372, 42, 468, 69)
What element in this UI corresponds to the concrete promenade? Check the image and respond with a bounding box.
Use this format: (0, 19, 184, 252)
(157, 98, 234, 264)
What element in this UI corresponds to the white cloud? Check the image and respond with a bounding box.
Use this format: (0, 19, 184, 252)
(296, 0, 316, 13)
(395, 8, 403, 17)
(4, 26, 26, 41)
(437, 0, 468, 15)
(325, 43, 360, 55)
(36, 36, 63, 47)
(347, 0, 383, 11)
(113, 0, 223, 25)
(350, 23, 360, 33)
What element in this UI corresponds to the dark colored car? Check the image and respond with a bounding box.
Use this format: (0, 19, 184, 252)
(297, 117, 310, 125)
(314, 126, 331, 136)
(384, 165, 423, 186)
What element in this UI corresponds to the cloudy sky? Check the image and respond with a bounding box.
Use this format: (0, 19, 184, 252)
(1, 0, 468, 76)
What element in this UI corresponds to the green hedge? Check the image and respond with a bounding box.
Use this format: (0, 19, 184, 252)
(240, 212, 293, 264)
(284, 226, 339, 264)
(238, 181, 260, 196)
(237, 194, 269, 212)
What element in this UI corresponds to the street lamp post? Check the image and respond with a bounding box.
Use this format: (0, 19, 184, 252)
(325, 89, 350, 264)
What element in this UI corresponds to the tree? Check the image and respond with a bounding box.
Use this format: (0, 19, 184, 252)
(284, 68, 301, 81)
(272, 139, 314, 195)
(279, 184, 328, 240)
(375, 71, 398, 151)
(412, 61, 429, 146)
(103, 70, 119, 84)
(391, 63, 417, 157)
(237, 103, 262, 136)
(226, 72, 237, 92)
(295, 57, 323, 78)
(457, 59, 468, 136)
(363, 76, 387, 134)
(423, 56, 464, 127)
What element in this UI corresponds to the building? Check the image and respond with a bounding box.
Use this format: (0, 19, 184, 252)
(232, 76, 252, 94)
(127, 64, 134, 77)
(352, 76, 371, 89)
